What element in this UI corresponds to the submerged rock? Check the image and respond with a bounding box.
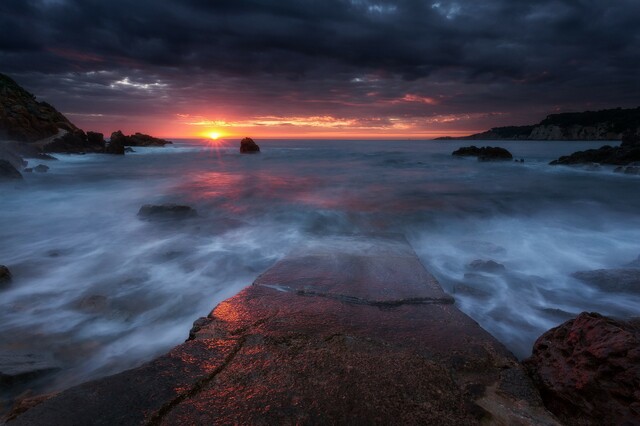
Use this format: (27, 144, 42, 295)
(524, 312, 640, 425)
(0, 265, 12, 286)
(33, 164, 49, 173)
(137, 204, 197, 220)
(572, 268, 640, 294)
(0, 352, 61, 387)
(240, 137, 260, 153)
(0, 159, 23, 180)
(452, 145, 513, 161)
(468, 259, 506, 273)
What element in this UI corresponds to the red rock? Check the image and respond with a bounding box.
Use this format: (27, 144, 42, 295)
(11, 235, 558, 425)
(524, 312, 640, 425)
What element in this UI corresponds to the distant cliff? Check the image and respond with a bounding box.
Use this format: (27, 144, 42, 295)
(439, 107, 640, 141)
(0, 73, 79, 142)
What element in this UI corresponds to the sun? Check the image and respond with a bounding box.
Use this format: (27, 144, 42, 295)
(208, 131, 222, 140)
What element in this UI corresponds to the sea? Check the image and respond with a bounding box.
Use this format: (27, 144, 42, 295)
(1, 138, 639, 399)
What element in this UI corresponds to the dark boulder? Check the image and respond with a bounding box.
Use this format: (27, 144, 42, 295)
(572, 268, 640, 294)
(452, 145, 512, 161)
(550, 131, 640, 166)
(524, 312, 640, 425)
(109, 130, 171, 147)
(0, 159, 23, 180)
(105, 131, 126, 155)
(0, 265, 12, 286)
(43, 129, 103, 154)
(468, 259, 506, 273)
(124, 147, 135, 153)
(137, 204, 197, 220)
(240, 137, 260, 153)
(33, 164, 49, 173)
(86, 131, 106, 149)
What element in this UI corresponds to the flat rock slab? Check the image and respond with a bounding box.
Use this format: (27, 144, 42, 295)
(11, 235, 558, 425)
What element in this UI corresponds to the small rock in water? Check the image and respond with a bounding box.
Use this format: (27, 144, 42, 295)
(74, 295, 109, 314)
(137, 204, 197, 220)
(0, 265, 12, 286)
(524, 312, 640, 425)
(33, 164, 49, 173)
(0, 352, 61, 387)
(572, 268, 640, 294)
(23, 167, 33, 173)
(240, 137, 260, 154)
(468, 259, 506, 273)
(0, 159, 23, 180)
(451, 145, 513, 161)
(124, 147, 136, 153)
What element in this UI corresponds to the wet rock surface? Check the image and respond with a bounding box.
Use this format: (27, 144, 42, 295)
(11, 235, 557, 425)
(137, 204, 198, 220)
(468, 259, 506, 273)
(240, 137, 260, 153)
(0, 160, 22, 180)
(524, 312, 640, 425)
(572, 268, 640, 295)
(452, 145, 513, 161)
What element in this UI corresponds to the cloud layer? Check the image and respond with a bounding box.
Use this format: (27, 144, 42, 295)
(2, 0, 639, 137)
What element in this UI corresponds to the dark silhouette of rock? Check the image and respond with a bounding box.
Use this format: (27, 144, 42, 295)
(105, 131, 126, 155)
(109, 130, 171, 147)
(550, 131, 640, 166)
(240, 137, 260, 153)
(124, 147, 135, 153)
(33, 164, 49, 173)
(524, 312, 640, 425)
(0, 73, 78, 142)
(452, 145, 513, 161)
(0, 265, 11, 286)
(468, 259, 506, 273)
(43, 129, 104, 154)
(0, 352, 61, 387)
(572, 268, 640, 294)
(439, 107, 640, 141)
(137, 204, 197, 220)
(0, 159, 22, 180)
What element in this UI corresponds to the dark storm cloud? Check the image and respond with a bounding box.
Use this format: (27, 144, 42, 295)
(1, 0, 639, 133)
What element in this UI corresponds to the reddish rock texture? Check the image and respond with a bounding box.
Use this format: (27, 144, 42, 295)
(524, 312, 640, 425)
(9, 235, 558, 425)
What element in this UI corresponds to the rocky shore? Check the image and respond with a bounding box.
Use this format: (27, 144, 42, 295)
(6, 235, 561, 425)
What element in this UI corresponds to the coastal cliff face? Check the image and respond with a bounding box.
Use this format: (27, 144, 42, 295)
(454, 107, 640, 141)
(0, 73, 78, 142)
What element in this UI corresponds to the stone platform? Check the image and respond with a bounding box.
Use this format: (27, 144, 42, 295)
(9, 235, 558, 425)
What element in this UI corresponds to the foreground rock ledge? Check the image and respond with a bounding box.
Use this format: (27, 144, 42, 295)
(10, 235, 557, 425)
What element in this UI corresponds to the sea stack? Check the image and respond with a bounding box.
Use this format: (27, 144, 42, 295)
(240, 137, 260, 153)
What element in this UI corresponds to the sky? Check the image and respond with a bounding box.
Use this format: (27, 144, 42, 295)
(1, 0, 639, 139)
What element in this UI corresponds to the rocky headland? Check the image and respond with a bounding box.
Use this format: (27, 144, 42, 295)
(0, 73, 172, 171)
(550, 132, 640, 166)
(438, 106, 640, 141)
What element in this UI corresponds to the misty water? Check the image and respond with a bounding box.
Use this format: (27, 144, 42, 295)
(1, 139, 639, 399)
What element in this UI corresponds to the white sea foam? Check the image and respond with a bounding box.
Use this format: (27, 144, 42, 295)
(1, 138, 638, 396)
